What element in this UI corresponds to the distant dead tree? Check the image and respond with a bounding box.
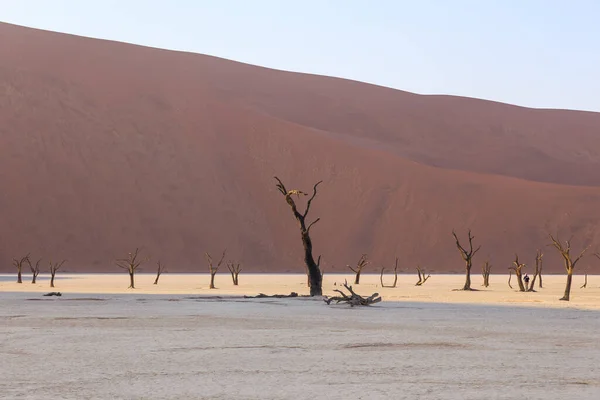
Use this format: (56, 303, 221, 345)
(154, 260, 167, 285)
(348, 254, 369, 284)
(380, 257, 399, 288)
(452, 229, 481, 290)
(549, 234, 590, 301)
(481, 261, 492, 287)
(275, 177, 323, 296)
(227, 261, 241, 285)
(580, 271, 588, 289)
(527, 250, 543, 292)
(27, 258, 41, 284)
(205, 249, 226, 289)
(116, 248, 147, 289)
(509, 254, 527, 292)
(49, 260, 66, 288)
(535, 249, 544, 289)
(415, 266, 430, 286)
(508, 270, 513, 289)
(13, 254, 30, 284)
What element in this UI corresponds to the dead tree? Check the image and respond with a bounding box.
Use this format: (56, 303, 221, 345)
(27, 258, 41, 284)
(348, 254, 369, 284)
(580, 271, 588, 289)
(205, 249, 226, 289)
(481, 261, 492, 287)
(13, 254, 29, 284)
(536, 250, 544, 288)
(227, 261, 241, 285)
(509, 254, 527, 292)
(49, 260, 66, 288)
(549, 234, 589, 301)
(275, 177, 323, 296)
(536, 254, 544, 289)
(116, 248, 147, 289)
(324, 281, 381, 306)
(154, 261, 167, 285)
(508, 270, 513, 289)
(452, 229, 481, 290)
(415, 266, 430, 286)
(527, 250, 542, 292)
(380, 257, 399, 288)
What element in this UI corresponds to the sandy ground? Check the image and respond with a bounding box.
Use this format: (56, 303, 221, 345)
(2, 272, 600, 309)
(2, 274, 600, 399)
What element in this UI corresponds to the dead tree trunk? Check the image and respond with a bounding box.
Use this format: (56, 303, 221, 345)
(306, 255, 322, 288)
(415, 266, 430, 286)
(13, 254, 29, 284)
(206, 250, 226, 289)
(154, 261, 167, 284)
(49, 260, 66, 288)
(324, 281, 381, 306)
(509, 254, 526, 292)
(116, 248, 147, 289)
(527, 250, 542, 292)
(508, 270, 513, 289)
(452, 229, 481, 290)
(549, 234, 589, 301)
(227, 261, 241, 285)
(28, 258, 41, 284)
(275, 177, 323, 296)
(349, 254, 369, 284)
(538, 253, 544, 288)
(580, 272, 588, 289)
(481, 261, 492, 287)
(380, 258, 399, 288)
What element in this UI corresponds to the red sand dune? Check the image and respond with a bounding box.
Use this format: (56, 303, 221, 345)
(1, 22, 600, 274)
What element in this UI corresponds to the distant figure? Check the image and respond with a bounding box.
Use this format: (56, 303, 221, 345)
(524, 274, 530, 290)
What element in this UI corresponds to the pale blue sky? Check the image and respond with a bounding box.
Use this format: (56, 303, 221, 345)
(2, 0, 599, 111)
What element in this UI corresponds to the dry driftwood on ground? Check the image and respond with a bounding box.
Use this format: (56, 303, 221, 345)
(244, 292, 307, 299)
(324, 281, 381, 307)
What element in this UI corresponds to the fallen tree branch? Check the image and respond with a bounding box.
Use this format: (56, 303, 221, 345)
(244, 292, 308, 299)
(324, 281, 381, 307)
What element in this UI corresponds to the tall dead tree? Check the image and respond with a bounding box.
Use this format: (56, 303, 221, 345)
(227, 261, 241, 285)
(154, 261, 167, 285)
(116, 248, 146, 289)
(452, 229, 481, 290)
(49, 260, 66, 288)
(349, 254, 369, 284)
(415, 266, 430, 286)
(535, 250, 544, 289)
(380, 257, 399, 288)
(527, 250, 542, 292)
(13, 254, 29, 284)
(28, 258, 41, 284)
(549, 234, 589, 301)
(275, 177, 323, 296)
(206, 250, 226, 289)
(509, 254, 527, 292)
(481, 261, 492, 287)
(508, 270, 513, 289)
